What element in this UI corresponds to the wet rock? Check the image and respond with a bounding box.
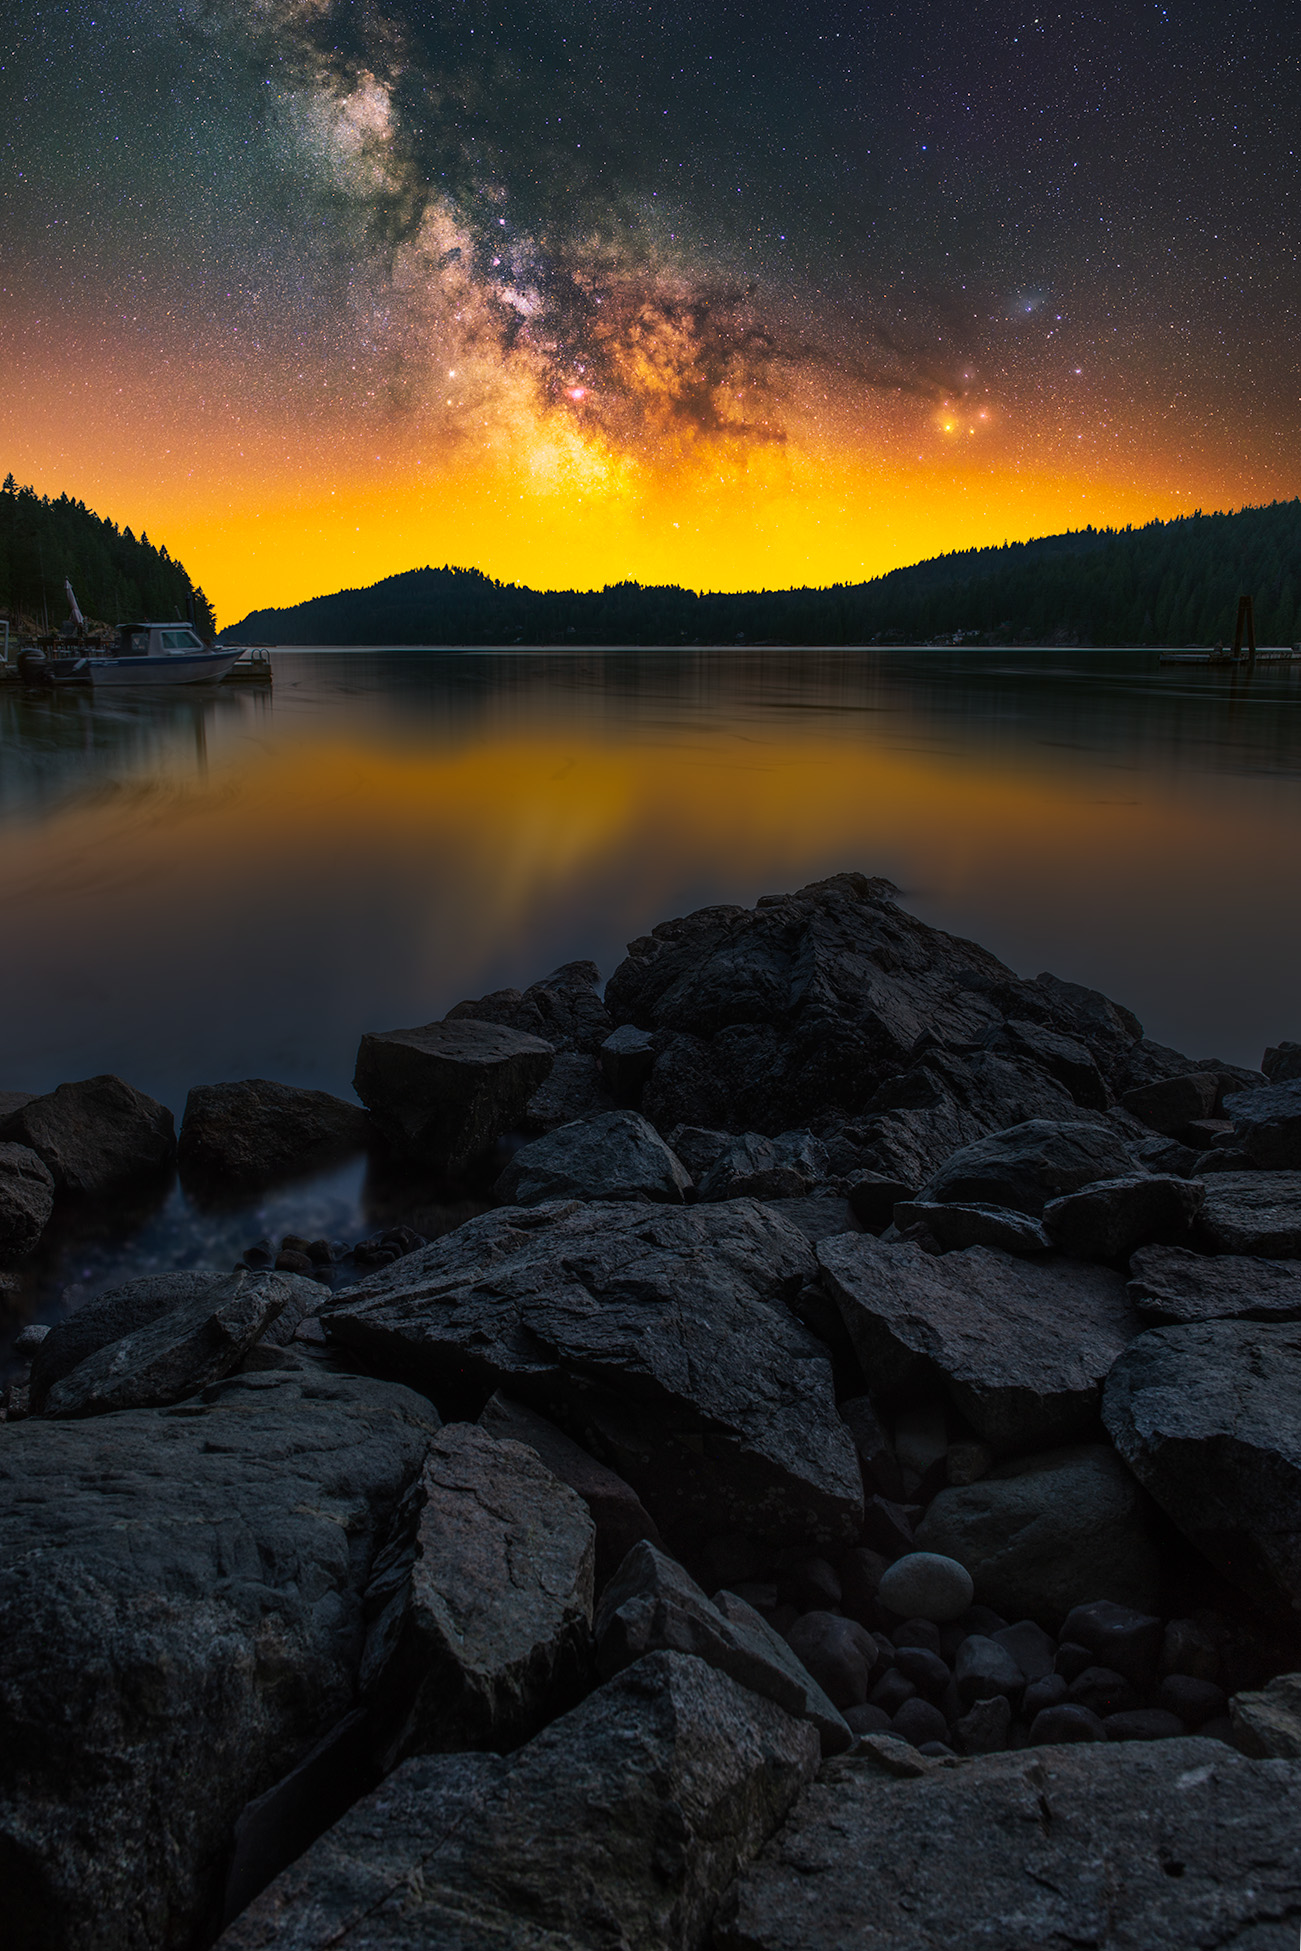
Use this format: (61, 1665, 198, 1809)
(890, 1199, 1052, 1254)
(220, 1651, 818, 1951)
(370, 1423, 595, 1764)
(0, 1142, 54, 1264)
(0, 1365, 438, 1951)
(818, 1235, 1137, 1452)
(876, 1552, 973, 1622)
(1121, 1072, 1221, 1137)
(0, 1073, 175, 1195)
(917, 1444, 1160, 1621)
(1042, 1174, 1203, 1262)
(522, 1050, 614, 1131)
(1127, 1242, 1301, 1326)
(177, 1080, 374, 1186)
(599, 1023, 656, 1104)
(1223, 1078, 1301, 1169)
(1229, 1671, 1301, 1757)
(784, 1610, 879, 1710)
(324, 1198, 863, 1553)
(919, 1118, 1135, 1216)
(1103, 1319, 1301, 1613)
(697, 1129, 829, 1202)
(1198, 1170, 1301, 1256)
(494, 1109, 691, 1206)
(446, 960, 612, 1055)
(353, 1017, 554, 1172)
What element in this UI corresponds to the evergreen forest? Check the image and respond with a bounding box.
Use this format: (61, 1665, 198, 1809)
(0, 476, 216, 637)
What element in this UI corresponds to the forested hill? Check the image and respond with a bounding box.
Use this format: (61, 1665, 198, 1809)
(227, 498, 1301, 648)
(0, 476, 216, 635)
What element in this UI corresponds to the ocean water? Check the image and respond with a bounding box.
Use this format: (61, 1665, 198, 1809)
(3, 644, 1301, 1343)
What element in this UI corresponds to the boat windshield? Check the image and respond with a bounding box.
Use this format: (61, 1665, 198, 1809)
(159, 629, 205, 652)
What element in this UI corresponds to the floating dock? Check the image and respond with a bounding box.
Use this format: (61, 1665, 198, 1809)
(221, 647, 273, 684)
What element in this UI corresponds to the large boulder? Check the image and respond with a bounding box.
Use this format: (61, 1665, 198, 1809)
(370, 1423, 595, 1765)
(0, 1364, 438, 1951)
(1127, 1244, 1301, 1326)
(1198, 1171, 1301, 1257)
(1121, 1071, 1221, 1136)
(919, 1119, 1135, 1216)
(494, 1110, 691, 1206)
(218, 1652, 819, 1950)
(1230, 1671, 1301, 1757)
(852, 1051, 1087, 1189)
(992, 1017, 1107, 1109)
(1041, 1173, 1203, 1262)
(889, 1199, 1051, 1255)
(522, 1051, 614, 1131)
(446, 960, 612, 1054)
(324, 1199, 864, 1554)
(695, 1130, 829, 1202)
(1224, 1079, 1301, 1169)
(0, 1074, 175, 1195)
(0, 1143, 53, 1265)
(1103, 1319, 1301, 1614)
(818, 1234, 1138, 1452)
(177, 1079, 374, 1186)
(714, 1738, 1301, 1950)
(352, 1018, 554, 1172)
(916, 1444, 1160, 1620)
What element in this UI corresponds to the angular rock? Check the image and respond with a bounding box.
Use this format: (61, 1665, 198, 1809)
(1198, 1170, 1301, 1257)
(784, 1611, 879, 1710)
(853, 1050, 1086, 1191)
(1121, 1071, 1221, 1137)
(599, 1023, 656, 1104)
(177, 1079, 374, 1186)
(0, 1074, 175, 1195)
(0, 1143, 53, 1264)
(1127, 1243, 1301, 1326)
(1060, 1599, 1163, 1687)
(951, 1692, 1011, 1753)
(219, 1651, 819, 1951)
(324, 1198, 863, 1552)
(41, 1272, 290, 1418)
(1103, 1318, 1301, 1613)
(818, 1234, 1137, 1451)
(522, 1050, 614, 1131)
(1041, 1173, 1203, 1261)
(992, 1619, 1057, 1680)
(593, 1540, 850, 1755)
(696, 1129, 828, 1203)
(761, 1195, 860, 1244)
(353, 1018, 554, 1172)
(847, 1172, 917, 1232)
(1264, 1042, 1301, 1084)
(838, 1395, 907, 1502)
(1224, 1078, 1301, 1169)
(667, 1124, 733, 1182)
(0, 1365, 438, 1951)
(371, 1423, 595, 1764)
(1068, 1666, 1142, 1717)
(714, 1738, 1301, 1951)
(446, 960, 612, 1054)
(916, 1444, 1159, 1621)
(890, 1199, 1051, 1255)
(494, 1110, 691, 1206)
(920, 1118, 1135, 1216)
(1229, 1671, 1301, 1757)
(993, 1018, 1107, 1109)
(955, 1634, 1024, 1703)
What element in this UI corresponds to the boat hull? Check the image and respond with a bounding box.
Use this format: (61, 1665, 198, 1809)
(84, 649, 242, 686)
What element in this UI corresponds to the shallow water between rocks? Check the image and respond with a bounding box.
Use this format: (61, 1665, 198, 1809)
(4, 644, 1301, 1357)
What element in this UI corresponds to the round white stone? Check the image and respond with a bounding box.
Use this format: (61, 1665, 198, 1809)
(877, 1551, 974, 1622)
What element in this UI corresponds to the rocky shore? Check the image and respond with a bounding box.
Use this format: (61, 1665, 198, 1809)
(2, 871, 1300, 1948)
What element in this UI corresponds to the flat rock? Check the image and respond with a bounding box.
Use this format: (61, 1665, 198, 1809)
(353, 1018, 554, 1172)
(372, 1423, 595, 1765)
(494, 1109, 691, 1206)
(917, 1444, 1160, 1621)
(1224, 1079, 1301, 1169)
(890, 1199, 1050, 1255)
(1230, 1671, 1301, 1757)
(1041, 1174, 1203, 1261)
(0, 1142, 54, 1265)
(696, 1130, 829, 1202)
(1103, 1319, 1301, 1613)
(177, 1079, 374, 1185)
(0, 1365, 439, 1951)
(715, 1738, 1301, 1951)
(0, 1073, 175, 1195)
(1198, 1171, 1301, 1256)
(1127, 1244, 1301, 1326)
(818, 1234, 1137, 1451)
(219, 1651, 819, 1950)
(325, 1198, 863, 1553)
(920, 1118, 1136, 1216)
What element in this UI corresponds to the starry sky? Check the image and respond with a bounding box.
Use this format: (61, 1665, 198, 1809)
(2, 0, 1298, 620)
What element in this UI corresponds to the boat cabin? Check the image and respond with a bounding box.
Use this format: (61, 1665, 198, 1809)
(115, 622, 210, 656)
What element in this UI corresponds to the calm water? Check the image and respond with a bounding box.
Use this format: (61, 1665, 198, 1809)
(3, 645, 1301, 1344)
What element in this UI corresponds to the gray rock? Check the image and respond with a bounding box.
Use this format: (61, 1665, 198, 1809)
(1060, 1600, 1163, 1687)
(876, 1552, 973, 1622)
(219, 1651, 819, 1951)
(1230, 1671, 1301, 1757)
(951, 1692, 1011, 1753)
(920, 1118, 1135, 1215)
(917, 1444, 1160, 1621)
(446, 960, 612, 1054)
(594, 1540, 851, 1755)
(0, 1365, 438, 1951)
(667, 1123, 733, 1181)
(891, 1199, 1051, 1255)
(1198, 1171, 1301, 1256)
(818, 1235, 1137, 1452)
(1041, 1173, 1203, 1261)
(1264, 1042, 1301, 1085)
(12, 1322, 49, 1355)
(599, 1023, 657, 1103)
(494, 1110, 691, 1206)
(854, 1050, 1087, 1192)
(353, 1018, 554, 1171)
(325, 1198, 863, 1553)
(954, 1634, 1024, 1703)
(992, 1619, 1058, 1680)
(0, 1089, 37, 1122)
(994, 1018, 1107, 1109)
(1103, 1318, 1301, 1613)
(1028, 1702, 1107, 1743)
(838, 1395, 907, 1502)
(0, 1142, 54, 1264)
(784, 1610, 879, 1710)
(1121, 1071, 1221, 1136)
(177, 1079, 374, 1185)
(1224, 1079, 1301, 1169)
(0, 1074, 175, 1195)
(714, 1738, 1301, 1951)
(760, 1195, 860, 1244)
(1127, 1243, 1301, 1326)
(522, 1051, 614, 1130)
(372, 1423, 595, 1765)
(697, 1130, 829, 1202)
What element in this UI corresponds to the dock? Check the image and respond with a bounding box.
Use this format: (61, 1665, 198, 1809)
(221, 647, 273, 685)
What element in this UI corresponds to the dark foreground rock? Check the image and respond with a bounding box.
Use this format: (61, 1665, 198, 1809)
(1223, 1079, 1301, 1169)
(447, 960, 613, 1054)
(325, 1198, 863, 1553)
(1127, 1243, 1301, 1326)
(889, 1199, 1051, 1255)
(177, 1079, 375, 1186)
(0, 1074, 175, 1195)
(494, 1109, 691, 1205)
(1041, 1174, 1203, 1262)
(696, 1131, 829, 1202)
(1198, 1171, 1301, 1257)
(1103, 1319, 1301, 1614)
(818, 1235, 1137, 1451)
(1230, 1671, 1301, 1757)
(0, 1364, 438, 1951)
(0, 1143, 53, 1264)
(713, 1737, 1301, 1950)
(919, 1119, 1136, 1215)
(353, 1018, 554, 1171)
(219, 1652, 819, 1951)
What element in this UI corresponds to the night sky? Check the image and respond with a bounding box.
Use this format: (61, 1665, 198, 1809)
(3, 1, 1298, 619)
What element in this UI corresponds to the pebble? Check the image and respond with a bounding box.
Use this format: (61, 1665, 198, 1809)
(1029, 1702, 1107, 1744)
(877, 1551, 973, 1622)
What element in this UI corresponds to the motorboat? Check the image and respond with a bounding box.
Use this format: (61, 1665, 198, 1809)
(19, 619, 241, 689)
